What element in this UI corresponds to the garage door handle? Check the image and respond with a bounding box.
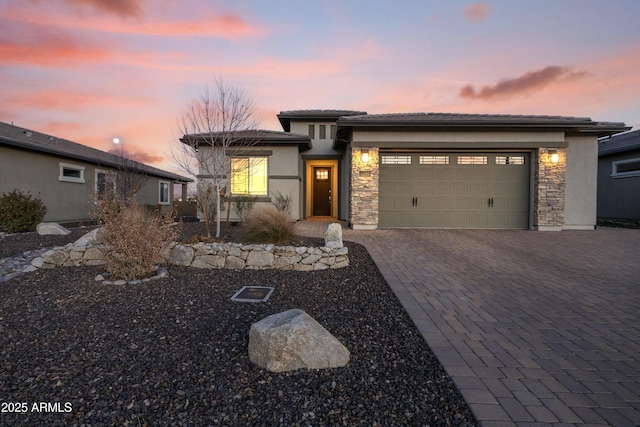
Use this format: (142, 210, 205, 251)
(487, 197, 494, 208)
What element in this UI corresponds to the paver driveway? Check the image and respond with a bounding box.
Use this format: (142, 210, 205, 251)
(342, 227, 640, 426)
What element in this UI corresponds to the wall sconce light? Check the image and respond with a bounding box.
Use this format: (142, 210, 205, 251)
(549, 150, 559, 164)
(361, 149, 369, 163)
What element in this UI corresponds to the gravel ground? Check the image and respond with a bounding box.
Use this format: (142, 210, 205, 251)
(0, 223, 477, 426)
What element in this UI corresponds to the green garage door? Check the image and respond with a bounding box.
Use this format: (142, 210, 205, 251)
(379, 153, 530, 228)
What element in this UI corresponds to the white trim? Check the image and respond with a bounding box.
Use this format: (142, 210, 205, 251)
(159, 180, 171, 205)
(611, 157, 640, 179)
(59, 162, 85, 183)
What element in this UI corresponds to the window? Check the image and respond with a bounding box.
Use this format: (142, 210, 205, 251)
(159, 181, 170, 205)
(420, 155, 449, 165)
(308, 125, 315, 139)
(231, 157, 268, 195)
(95, 169, 116, 198)
(330, 125, 336, 139)
(319, 125, 326, 139)
(381, 155, 411, 165)
(59, 162, 85, 183)
(457, 156, 487, 165)
(315, 169, 329, 180)
(612, 158, 640, 178)
(496, 156, 525, 165)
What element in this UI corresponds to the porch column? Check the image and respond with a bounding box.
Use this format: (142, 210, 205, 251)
(349, 147, 379, 230)
(533, 148, 566, 231)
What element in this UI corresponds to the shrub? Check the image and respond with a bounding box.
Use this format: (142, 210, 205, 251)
(93, 198, 180, 280)
(241, 205, 295, 244)
(0, 190, 47, 233)
(233, 194, 257, 219)
(271, 191, 292, 215)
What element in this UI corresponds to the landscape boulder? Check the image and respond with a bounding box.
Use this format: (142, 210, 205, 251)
(323, 223, 343, 248)
(36, 222, 70, 236)
(248, 309, 350, 372)
(74, 227, 105, 246)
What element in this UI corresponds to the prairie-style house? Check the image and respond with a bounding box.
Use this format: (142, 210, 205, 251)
(185, 109, 629, 230)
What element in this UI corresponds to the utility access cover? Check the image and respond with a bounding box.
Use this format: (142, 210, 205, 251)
(231, 286, 274, 303)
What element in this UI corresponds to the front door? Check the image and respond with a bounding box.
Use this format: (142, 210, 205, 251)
(313, 167, 332, 216)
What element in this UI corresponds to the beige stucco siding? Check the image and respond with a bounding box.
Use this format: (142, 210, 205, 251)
(269, 146, 302, 220)
(564, 135, 598, 229)
(351, 130, 567, 148)
(289, 122, 336, 156)
(197, 145, 302, 220)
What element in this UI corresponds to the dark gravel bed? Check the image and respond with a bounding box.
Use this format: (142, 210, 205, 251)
(0, 225, 477, 426)
(0, 226, 100, 259)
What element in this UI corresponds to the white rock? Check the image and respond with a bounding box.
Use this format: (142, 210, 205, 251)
(73, 228, 104, 246)
(323, 223, 343, 248)
(36, 222, 71, 236)
(248, 309, 350, 372)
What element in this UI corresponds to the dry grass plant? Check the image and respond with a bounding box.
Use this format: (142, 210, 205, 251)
(240, 204, 295, 244)
(94, 198, 181, 280)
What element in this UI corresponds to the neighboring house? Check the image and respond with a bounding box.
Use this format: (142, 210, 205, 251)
(0, 121, 192, 224)
(183, 110, 629, 231)
(597, 129, 640, 220)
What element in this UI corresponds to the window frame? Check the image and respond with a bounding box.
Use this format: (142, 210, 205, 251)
(381, 155, 412, 165)
(308, 124, 315, 139)
(59, 162, 85, 183)
(159, 181, 171, 205)
(230, 156, 269, 196)
(319, 125, 326, 139)
(612, 157, 640, 179)
(95, 169, 117, 198)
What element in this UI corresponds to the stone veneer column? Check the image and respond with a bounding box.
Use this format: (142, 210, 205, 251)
(349, 147, 379, 229)
(533, 148, 566, 230)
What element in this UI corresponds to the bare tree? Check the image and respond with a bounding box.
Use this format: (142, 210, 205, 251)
(173, 76, 261, 238)
(108, 145, 150, 201)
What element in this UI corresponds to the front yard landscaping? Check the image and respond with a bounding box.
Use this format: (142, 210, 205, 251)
(0, 222, 477, 426)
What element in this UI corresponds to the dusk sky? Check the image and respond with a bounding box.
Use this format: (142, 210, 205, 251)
(2, 0, 639, 175)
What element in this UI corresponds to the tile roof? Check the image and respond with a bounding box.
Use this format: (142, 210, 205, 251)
(0, 121, 193, 183)
(278, 109, 367, 117)
(335, 112, 629, 137)
(337, 112, 595, 125)
(180, 129, 312, 150)
(277, 110, 367, 132)
(598, 129, 640, 156)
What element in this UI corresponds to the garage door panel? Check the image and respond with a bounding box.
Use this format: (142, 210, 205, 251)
(379, 152, 530, 228)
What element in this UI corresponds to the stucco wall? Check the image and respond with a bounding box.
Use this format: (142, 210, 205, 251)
(1, 146, 99, 222)
(289, 122, 337, 156)
(565, 136, 598, 229)
(0, 146, 175, 223)
(597, 150, 640, 219)
(196, 145, 302, 221)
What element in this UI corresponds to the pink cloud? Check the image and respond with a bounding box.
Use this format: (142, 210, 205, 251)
(64, 0, 144, 19)
(7, 6, 265, 39)
(138, 14, 266, 38)
(459, 66, 587, 100)
(40, 121, 84, 134)
(0, 23, 111, 66)
(8, 89, 152, 112)
(107, 147, 164, 165)
(463, 2, 491, 22)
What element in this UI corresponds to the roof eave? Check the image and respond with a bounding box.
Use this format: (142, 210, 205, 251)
(2, 136, 193, 183)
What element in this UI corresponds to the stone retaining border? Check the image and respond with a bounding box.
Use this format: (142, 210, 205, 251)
(31, 242, 349, 272)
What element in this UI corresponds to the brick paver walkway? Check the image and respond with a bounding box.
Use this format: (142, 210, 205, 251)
(296, 219, 640, 426)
